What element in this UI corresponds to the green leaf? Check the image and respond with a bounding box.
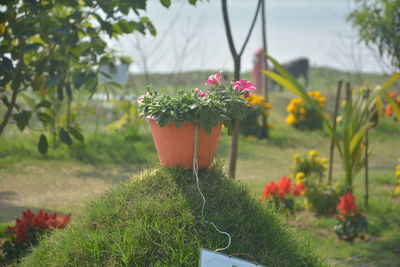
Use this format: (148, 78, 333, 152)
(38, 134, 48, 155)
(36, 100, 52, 109)
(45, 74, 63, 89)
(37, 112, 53, 126)
(188, 0, 196, 4)
(73, 72, 86, 90)
(370, 73, 400, 100)
(59, 128, 73, 146)
(0, 56, 13, 72)
(68, 127, 84, 143)
(23, 43, 42, 53)
(261, 70, 300, 96)
(83, 73, 98, 91)
(12, 111, 31, 132)
(146, 21, 157, 36)
(160, 0, 171, 8)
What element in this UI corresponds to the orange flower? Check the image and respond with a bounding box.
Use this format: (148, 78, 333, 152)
(385, 104, 393, 117)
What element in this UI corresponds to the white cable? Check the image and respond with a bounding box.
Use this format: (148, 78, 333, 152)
(193, 126, 231, 252)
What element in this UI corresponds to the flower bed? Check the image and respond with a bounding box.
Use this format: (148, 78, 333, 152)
(286, 91, 327, 130)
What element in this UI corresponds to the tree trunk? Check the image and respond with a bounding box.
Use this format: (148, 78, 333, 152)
(221, 0, 261, 178)
(228, 57, 241, 178)
(0, 87, 19, 135)
(260, 0, 269, 138)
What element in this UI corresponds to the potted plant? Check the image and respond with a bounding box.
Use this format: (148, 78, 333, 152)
(137, 72, 255, 169)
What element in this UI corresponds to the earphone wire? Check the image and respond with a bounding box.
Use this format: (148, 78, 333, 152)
(193, 125, 231, 252)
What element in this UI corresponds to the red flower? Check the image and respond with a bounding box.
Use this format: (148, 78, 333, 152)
(261, 181, 279, 201)
(277, 176, 292, 199)
(293, 182, 306, 196)
(7, 209, 71, 242)
(337, 192, 357, 215)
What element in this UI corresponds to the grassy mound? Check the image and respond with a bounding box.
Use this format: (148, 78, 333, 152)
(21, 166, 326, 266)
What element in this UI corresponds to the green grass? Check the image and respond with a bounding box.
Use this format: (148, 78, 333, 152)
(0, 128, 157, 169)
(20, 166, 326, 266)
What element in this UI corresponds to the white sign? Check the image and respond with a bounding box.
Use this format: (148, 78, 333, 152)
(199, 249, 266, 267)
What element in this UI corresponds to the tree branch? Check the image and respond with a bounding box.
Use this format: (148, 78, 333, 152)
(221, 0, 237, 58)
(239, 0, 262, 57)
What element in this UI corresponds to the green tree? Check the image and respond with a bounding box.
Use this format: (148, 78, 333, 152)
(348, 0, 400, 70)
(0, 0, 196, 153)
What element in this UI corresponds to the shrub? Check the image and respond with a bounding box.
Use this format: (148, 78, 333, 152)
(1, 210, 71, 264)
(261, 176, 305, 215)
(291, 151, 340, 215)
(285, 91, 327, 130)
(240, 93, 273, 139)
(334, 192, 368, 242)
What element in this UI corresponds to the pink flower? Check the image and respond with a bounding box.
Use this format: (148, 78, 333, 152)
(137, 92, 149, 103)
(205, 71, 222, 86)
(194, 88, 207, 98)
(232, 80, 256, 98)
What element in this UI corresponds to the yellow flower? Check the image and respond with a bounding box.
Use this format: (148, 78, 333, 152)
(296, 172, 305, 185)
(264, 103, 272, 110)
(299, 108, 306, 115)
(323, 113, 330, 120)
(287, 104, 296, 113)
(308, 91, 321, 98)
(286, 114, 298, 125)
(263, 111, 270, 117)
(395, 186, 400, 195)
(318, 157, 328, 164)
(293, 153, 301, 162)
(318, 96, 326, 103)
(267, 122, 274, 129)
(322, 164, 328, 170)
(396, 170, 400, 177)
(296, 172, 305, 180)
(309, 150, 318, 158)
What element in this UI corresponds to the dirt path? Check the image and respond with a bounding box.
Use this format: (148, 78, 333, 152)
(0, 161, 133, 222)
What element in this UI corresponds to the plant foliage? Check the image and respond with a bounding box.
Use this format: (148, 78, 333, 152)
(137, 73, 252, 135)
(348, 0, 400, 70)
(263, 55, 400, 190)
(0, 0, 197, 153)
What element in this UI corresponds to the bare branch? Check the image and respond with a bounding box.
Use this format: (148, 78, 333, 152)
(221, 0, 237, 58)
(239, 0, 262, 57)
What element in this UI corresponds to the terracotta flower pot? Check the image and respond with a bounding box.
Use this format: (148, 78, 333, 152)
(148, 119, 222, 169)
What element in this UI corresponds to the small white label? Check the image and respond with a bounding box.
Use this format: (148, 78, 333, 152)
(199, 248, 266, 267)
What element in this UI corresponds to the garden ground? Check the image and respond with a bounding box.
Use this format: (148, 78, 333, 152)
(1, 68, 399, 266)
